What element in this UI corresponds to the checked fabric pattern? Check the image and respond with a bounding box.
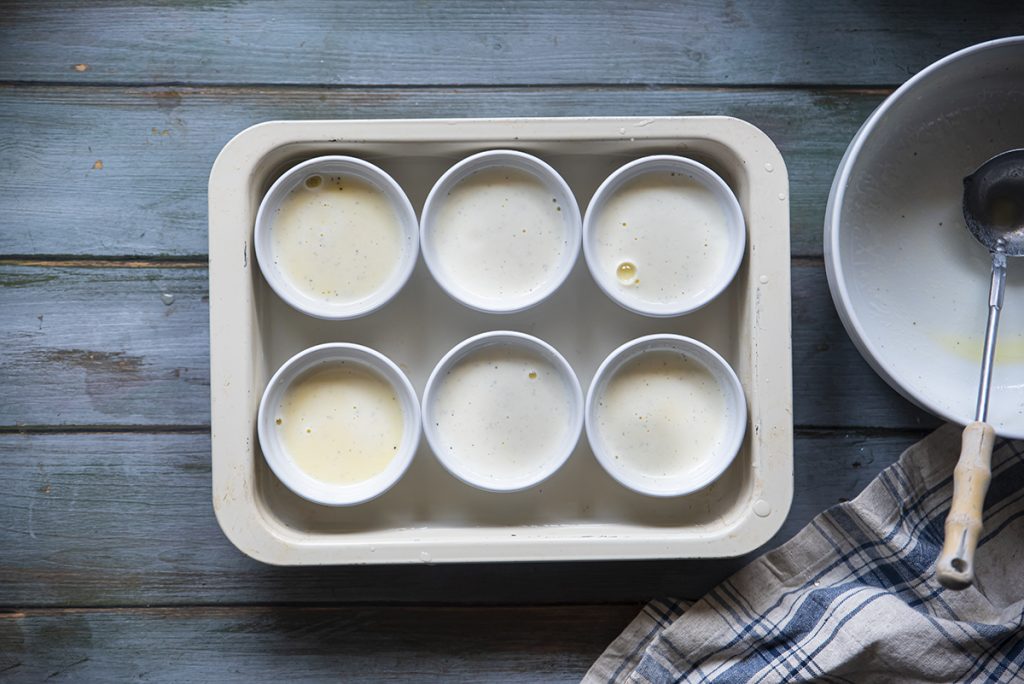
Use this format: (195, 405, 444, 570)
(585, 424, 1024, 683)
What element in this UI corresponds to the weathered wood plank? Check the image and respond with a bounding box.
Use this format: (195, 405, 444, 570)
(0, 429, 924, 607)
(0, 261, 936, 429)
(0, 1, 1017, 86)
(0, 85, 880, 257)
(0, 604, 637, 682)
(0, 264, 208, 427)
(790, 261, 938, 430)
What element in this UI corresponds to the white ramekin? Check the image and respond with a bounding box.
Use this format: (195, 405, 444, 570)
(421, 330, 583, 492)
(420, 150, 582, 314)
(254, 155, 419, 320)
(583, 155, 745, 317)
(585, 334, 747, 497)
(257, 343, 421, 506)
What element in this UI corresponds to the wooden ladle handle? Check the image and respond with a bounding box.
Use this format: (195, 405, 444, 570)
(936, 421, 996, 589)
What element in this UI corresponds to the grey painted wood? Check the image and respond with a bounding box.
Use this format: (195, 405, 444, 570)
(0, 5, 1001, 679)
(790, 261, 937, 430)
(0, 262, 937, 429)
(0, 86, 879, 257)
(0, 264, 209, 427)
(0, 604, 638, 682)
(1, 1, 1018, 87)
(0, 429, 923, 607)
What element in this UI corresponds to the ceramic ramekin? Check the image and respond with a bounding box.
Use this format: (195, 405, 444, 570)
(257, 343, 421, 506)
(421, 331, 583, 492)
(420, 150, 582, 314)
(254, 155, 419, 320)
(585, 334, 747, 497)
(583, 155, 745, 317)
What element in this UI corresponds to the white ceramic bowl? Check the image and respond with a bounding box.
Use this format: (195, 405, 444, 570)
(257, 343, 421, 506)
(583, 155, 746, 317)
(825, 37, 1024, 438)
(254, 155, 419, 320)
(585, 334, 747, 497)
(422, 331, 584, 492)
(420, 150, 582, 314)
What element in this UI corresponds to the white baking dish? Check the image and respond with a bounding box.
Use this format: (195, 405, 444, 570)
(209, 117, 793, 565)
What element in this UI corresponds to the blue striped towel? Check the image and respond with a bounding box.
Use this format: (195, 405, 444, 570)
(585, 425, 1024, 683)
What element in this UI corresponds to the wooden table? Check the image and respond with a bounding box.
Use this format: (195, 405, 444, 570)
(1, 3, 1018, 680)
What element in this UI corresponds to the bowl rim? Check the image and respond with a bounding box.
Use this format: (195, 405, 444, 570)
(824, 35, 1024, 439)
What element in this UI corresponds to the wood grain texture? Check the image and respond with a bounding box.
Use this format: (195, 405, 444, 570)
(0, 261, 936, 429)
(0, 264, 208, 427)
(0, 4, 993, 678)
(0, 429, 923, 607)
(789, 260, 937, 430)
(0, 1, 1018, 87)
(0, 604, 639, 682)
(0, 85, 879, 257)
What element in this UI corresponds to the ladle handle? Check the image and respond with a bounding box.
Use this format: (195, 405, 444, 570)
(936, 421, 995, 589)
(975, 251, 1006, 422)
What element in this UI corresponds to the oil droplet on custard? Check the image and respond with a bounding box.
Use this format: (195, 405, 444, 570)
(616, 261, 638, 284)
(304, 175, 323, 189)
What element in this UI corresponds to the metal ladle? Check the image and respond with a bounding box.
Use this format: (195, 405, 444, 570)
(936, 149, 1024, 590)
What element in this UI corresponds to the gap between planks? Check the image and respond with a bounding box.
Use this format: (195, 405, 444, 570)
(0, 81, 896, 95)
(0, 424, 210, 435)
(0, 257, 207, 268)
(0, 603, 644, 616)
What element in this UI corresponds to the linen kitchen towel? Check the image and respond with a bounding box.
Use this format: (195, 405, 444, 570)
(585, 424, 1024, 683)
